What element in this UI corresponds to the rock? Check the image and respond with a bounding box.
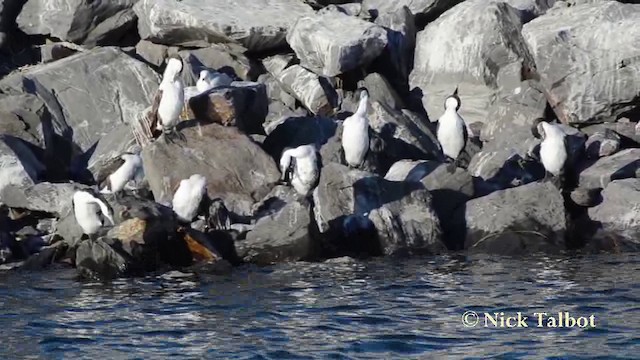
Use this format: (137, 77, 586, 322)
(262, 101, 308, 135)
(134, 0, 315, 52)
(504, 0, 557, 23)
(0, 182, 88, 216)
(365, 179, 444, 256)
(522, 1, 640, 124)
(188, 81, 268, 134)
(17, 0, 138, 47)
(286, 11, 387, 77)
(579, 149, 640, 189)
(372, 6, 416, 89)
(258, 74, 297, 110)
(363, 0, 462, 21)
(581, 122, 640, 149)
(75, 238, 129, 281)
(0, 47, 160, 153)
(587, 179, 640, 250)
(384, 159, 474, 244)
(585, 129, 621, 159)
(274, 64, 338, 116)
(0, 135, 45, 198)
(317, 3, 362, 17)
(85, 124, 138, 183)
(262, 115, 338, 161)
(135, 40, 169, 68)
(0, 93, 51, 148)
(313, 162, 444, 255)
(480, 80, 548, 142)
(179, 43, 260, 82)
(141, 123, 280, 215)
(460, 182, 566, 254)
(367, 101, 442, 164)
(39, 42, 80, 63)
(237, 187, 317, 265)
(410, 0, 535, 125)
(358, 72, 405, 110)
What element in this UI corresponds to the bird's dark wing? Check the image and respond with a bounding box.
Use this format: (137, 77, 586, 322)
(462, 122, 469, 145)
(148, 89, 163, 136)
(95, 157, 125, 190)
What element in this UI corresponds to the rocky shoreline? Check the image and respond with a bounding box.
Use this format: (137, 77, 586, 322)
(0, 0, 639, 281)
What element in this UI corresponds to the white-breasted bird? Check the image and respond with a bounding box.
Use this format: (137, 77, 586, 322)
(531, 118, 568, 179)
(279, 144, 320, 196)
(342, 88, 370, 168)
(72, 190, 115, 240)
(196, 69, 233, 94)
(149, 54, 186, 144)
(97, 153, 143, 200)
(436, 88, 468, 165)
(172, 174, 207, 223)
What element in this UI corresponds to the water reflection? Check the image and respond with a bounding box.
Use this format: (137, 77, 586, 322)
(0, 253, 638, 358)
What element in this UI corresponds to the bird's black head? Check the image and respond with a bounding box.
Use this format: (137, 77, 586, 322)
(357, 87, 369, 100)
(531, 117, 547, 139)
(445, 86, 461, 111)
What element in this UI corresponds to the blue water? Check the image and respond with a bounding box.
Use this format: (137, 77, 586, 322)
(0, 253, 639, 359)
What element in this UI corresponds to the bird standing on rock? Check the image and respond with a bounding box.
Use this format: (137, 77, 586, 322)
(531, 118, 568, 186)
(279, 144, 320, 197)
(72, 190, 115, 241)
(342, 88, 370, 168)
(172, 174, 208, 223)
(196, 69, 233, 94)
(436, 87, 468, 167)
(98, 152, 143, 201)
(149, 54, 186, 144)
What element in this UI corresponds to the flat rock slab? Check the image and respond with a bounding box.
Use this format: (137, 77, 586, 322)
(588, 179, 640, 250)
(134, 0, 315, 52)
(17, 0, 137, 46)
(0, 135, 45, 198)
(141, 123, 280, 215)
(522, 1, 640, 124)
(0, 47, 159, 153)
(363, 0, 463, 19)
(409, 0, 534, 125)
(0, 182, 89, 216)
(461, 181, 566, 255)
(287, 11, 387, 77)
(275, 64, 337, 116)
(579, 149, 640, 189)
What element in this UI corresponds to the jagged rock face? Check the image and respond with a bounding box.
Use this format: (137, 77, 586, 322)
(134, 0, 315, 51)
(587, 179, 640, 251)
(141, 123, 280, 216)
(522, 1, 640, 124)
(286, 11, 388, 77)
(578, 149, 640, 190)
(410, 0, 535, 125)
(0, 47, 159, 154)
(459, 182, 567, 255)
(0, 135, 45, 197)
(17, 0, 138, 46)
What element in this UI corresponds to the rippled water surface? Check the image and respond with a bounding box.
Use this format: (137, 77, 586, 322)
(1, 253, 639, 359)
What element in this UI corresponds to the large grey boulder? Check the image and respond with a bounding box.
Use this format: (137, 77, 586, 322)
(237, 187, 318, 265)
(579, 149, 640, 189)
(0, 135, 45, 198)
(134, 0, 315, 52)
(141, 123, 280, 216)
(409, 0, 535, 125)
(584, 129, 620, 159)
(286, 11, 387, 77)
(0, 182, 88, 216)
(372, 6, 416, 89)
(460, 181, 566, 254)
(0, 47, 159, 153)
(588, 179, 640, 250)
(480, 80, 548, 142)
(313, 163, 444, 256)
(17, 0, 138, 46)
(362, 0, 463, 20)
(275, 65, 338, 116)
(522, 1, 640, 124)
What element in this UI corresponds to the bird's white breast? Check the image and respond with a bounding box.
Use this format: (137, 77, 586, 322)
(342, 115, 369, 167)
(158, 80, 185, 129)
(540, 138, 567, 176)
(74, 202, 102, 235)
(437, 111, 465, 160)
